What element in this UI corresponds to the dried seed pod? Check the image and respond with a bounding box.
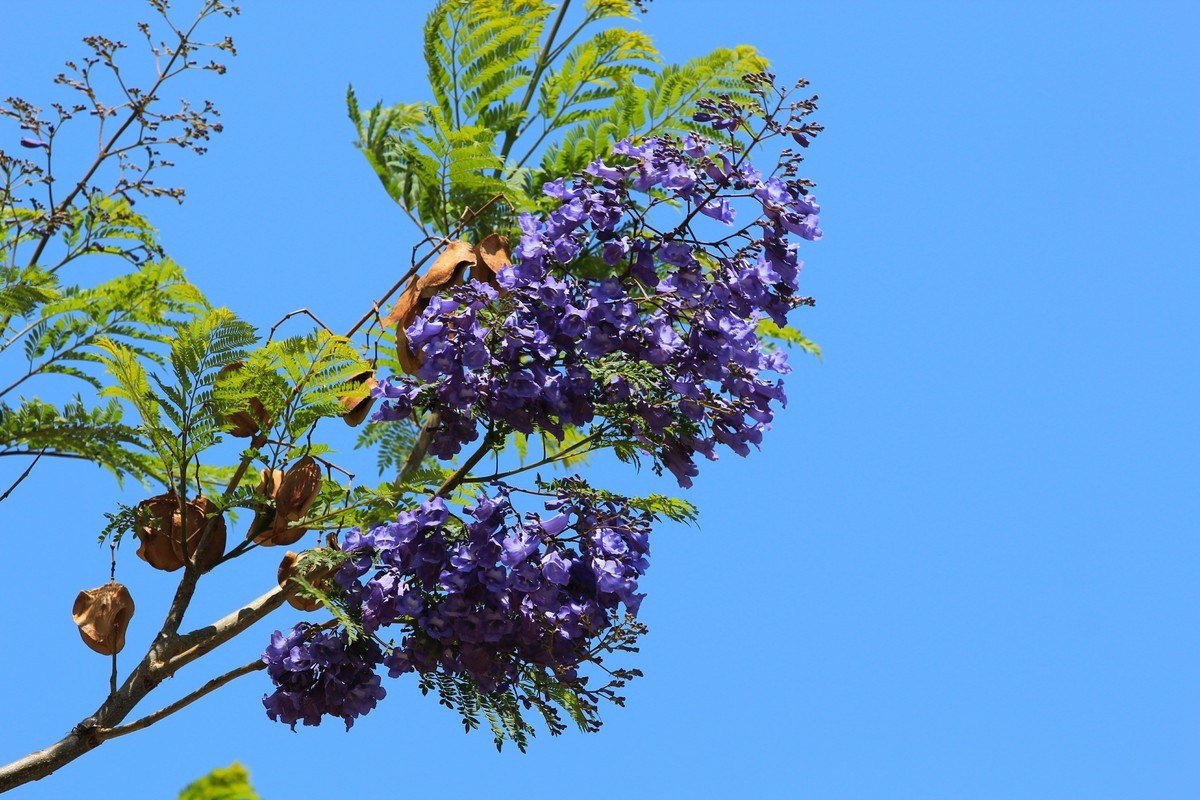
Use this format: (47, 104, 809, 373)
(277, 551, 329, 612)
(133, 492, 226, 572)
(417, 239, 476, 297)
(215, 361, 268, 438)
(72, 582, 135, 655)
(472, 233, 511, 289)
(380, 275, 421, 331)
(255, 456, 322, 546)
(135, 492, 186, 571)
(384, 240, 476, 375)
(183, 495, 228, 572)
(248, 467, 285, 542)
(340, 369, 378, 427)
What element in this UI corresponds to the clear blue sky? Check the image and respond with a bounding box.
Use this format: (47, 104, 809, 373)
(1, 2, 1197, 798)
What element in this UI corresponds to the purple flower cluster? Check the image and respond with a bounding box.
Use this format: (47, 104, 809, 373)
(374, 134, 822, 486)
(261, 487, 651, 727)
(261, 623, 386, 730)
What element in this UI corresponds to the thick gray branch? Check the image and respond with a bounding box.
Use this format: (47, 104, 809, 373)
(0, 585, 285, 793)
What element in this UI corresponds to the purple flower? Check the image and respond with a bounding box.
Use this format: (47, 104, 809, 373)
(698, 198, 736, 225)
(541, 551, 572, 585)
(501, 530, 542, 567)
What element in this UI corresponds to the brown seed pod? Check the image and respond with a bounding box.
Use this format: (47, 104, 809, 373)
(383, 240, 477, 375)
(277, 551, 332, 612)
(382, 276, 423, 375)
(72, 582, 135, 655)
(134, 492, 226, 572)
(247, 468, 284, 543)
(472, 233, 511, 290)
(184, 495, 228, 572)
(417, 239, 476, 297)
(214, 361, 268, 438)
(255, 456, 322, 546)
(135, 492, 186, 571)
(340, 369, 378, 427)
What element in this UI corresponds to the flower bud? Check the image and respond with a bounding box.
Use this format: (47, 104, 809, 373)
(72, 582, 135, 655)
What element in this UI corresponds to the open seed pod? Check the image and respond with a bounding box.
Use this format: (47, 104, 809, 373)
(72, 582, 135, 655)
(183, 495, 228, 572)
(135, 492, 186, 571)
(386, 277, 424, 375)
(134, 492, 226, 572)
(254, 456, 322, 546)
(277, 550, 334, 612)
(383, 240, 476, 375)
(214, 361, 269, 438)
(340, 369, 378, 427)
(247, 467, 285, 541)
(472, 233, 511, 290)
(417, 239, 476, 297)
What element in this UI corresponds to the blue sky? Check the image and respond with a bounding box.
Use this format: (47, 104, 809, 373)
(1, 2, 1197, 798)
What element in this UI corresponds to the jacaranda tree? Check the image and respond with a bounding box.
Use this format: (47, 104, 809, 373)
(0, 0, 823, 792)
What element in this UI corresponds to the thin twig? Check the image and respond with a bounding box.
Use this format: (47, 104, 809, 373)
(344, 193, 506, 339)
(436, 428, 497, 498)
(267, 308, 333, 343)
(26, 12, 205, 272)
(0, 447, 45, 505)
(462, 429, 604, 484)
(98, 659, 264, 741)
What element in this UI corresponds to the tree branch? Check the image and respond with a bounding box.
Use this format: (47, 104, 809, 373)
(397, 412, 441, 484)
(0, 447, 45, 505)
(0, 584, 286, 793)
(97, 659, 264, 742)
(436, 428, 496, 498)
(167, 585, 287, 672)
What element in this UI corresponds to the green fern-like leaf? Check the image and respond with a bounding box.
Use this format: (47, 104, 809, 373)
(177, 762, 262, 800)
(0, 397, 161, 484)
(757, 319, 822, 360)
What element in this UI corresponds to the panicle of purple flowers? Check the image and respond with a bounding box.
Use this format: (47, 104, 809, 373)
(262, 486, 653, 727)
(372, 133, 822, 487)
(261, 623, 386, 730)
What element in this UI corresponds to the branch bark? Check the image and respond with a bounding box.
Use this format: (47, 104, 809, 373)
(98, 660, 264, 741)
(0, 585, 285, 793)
